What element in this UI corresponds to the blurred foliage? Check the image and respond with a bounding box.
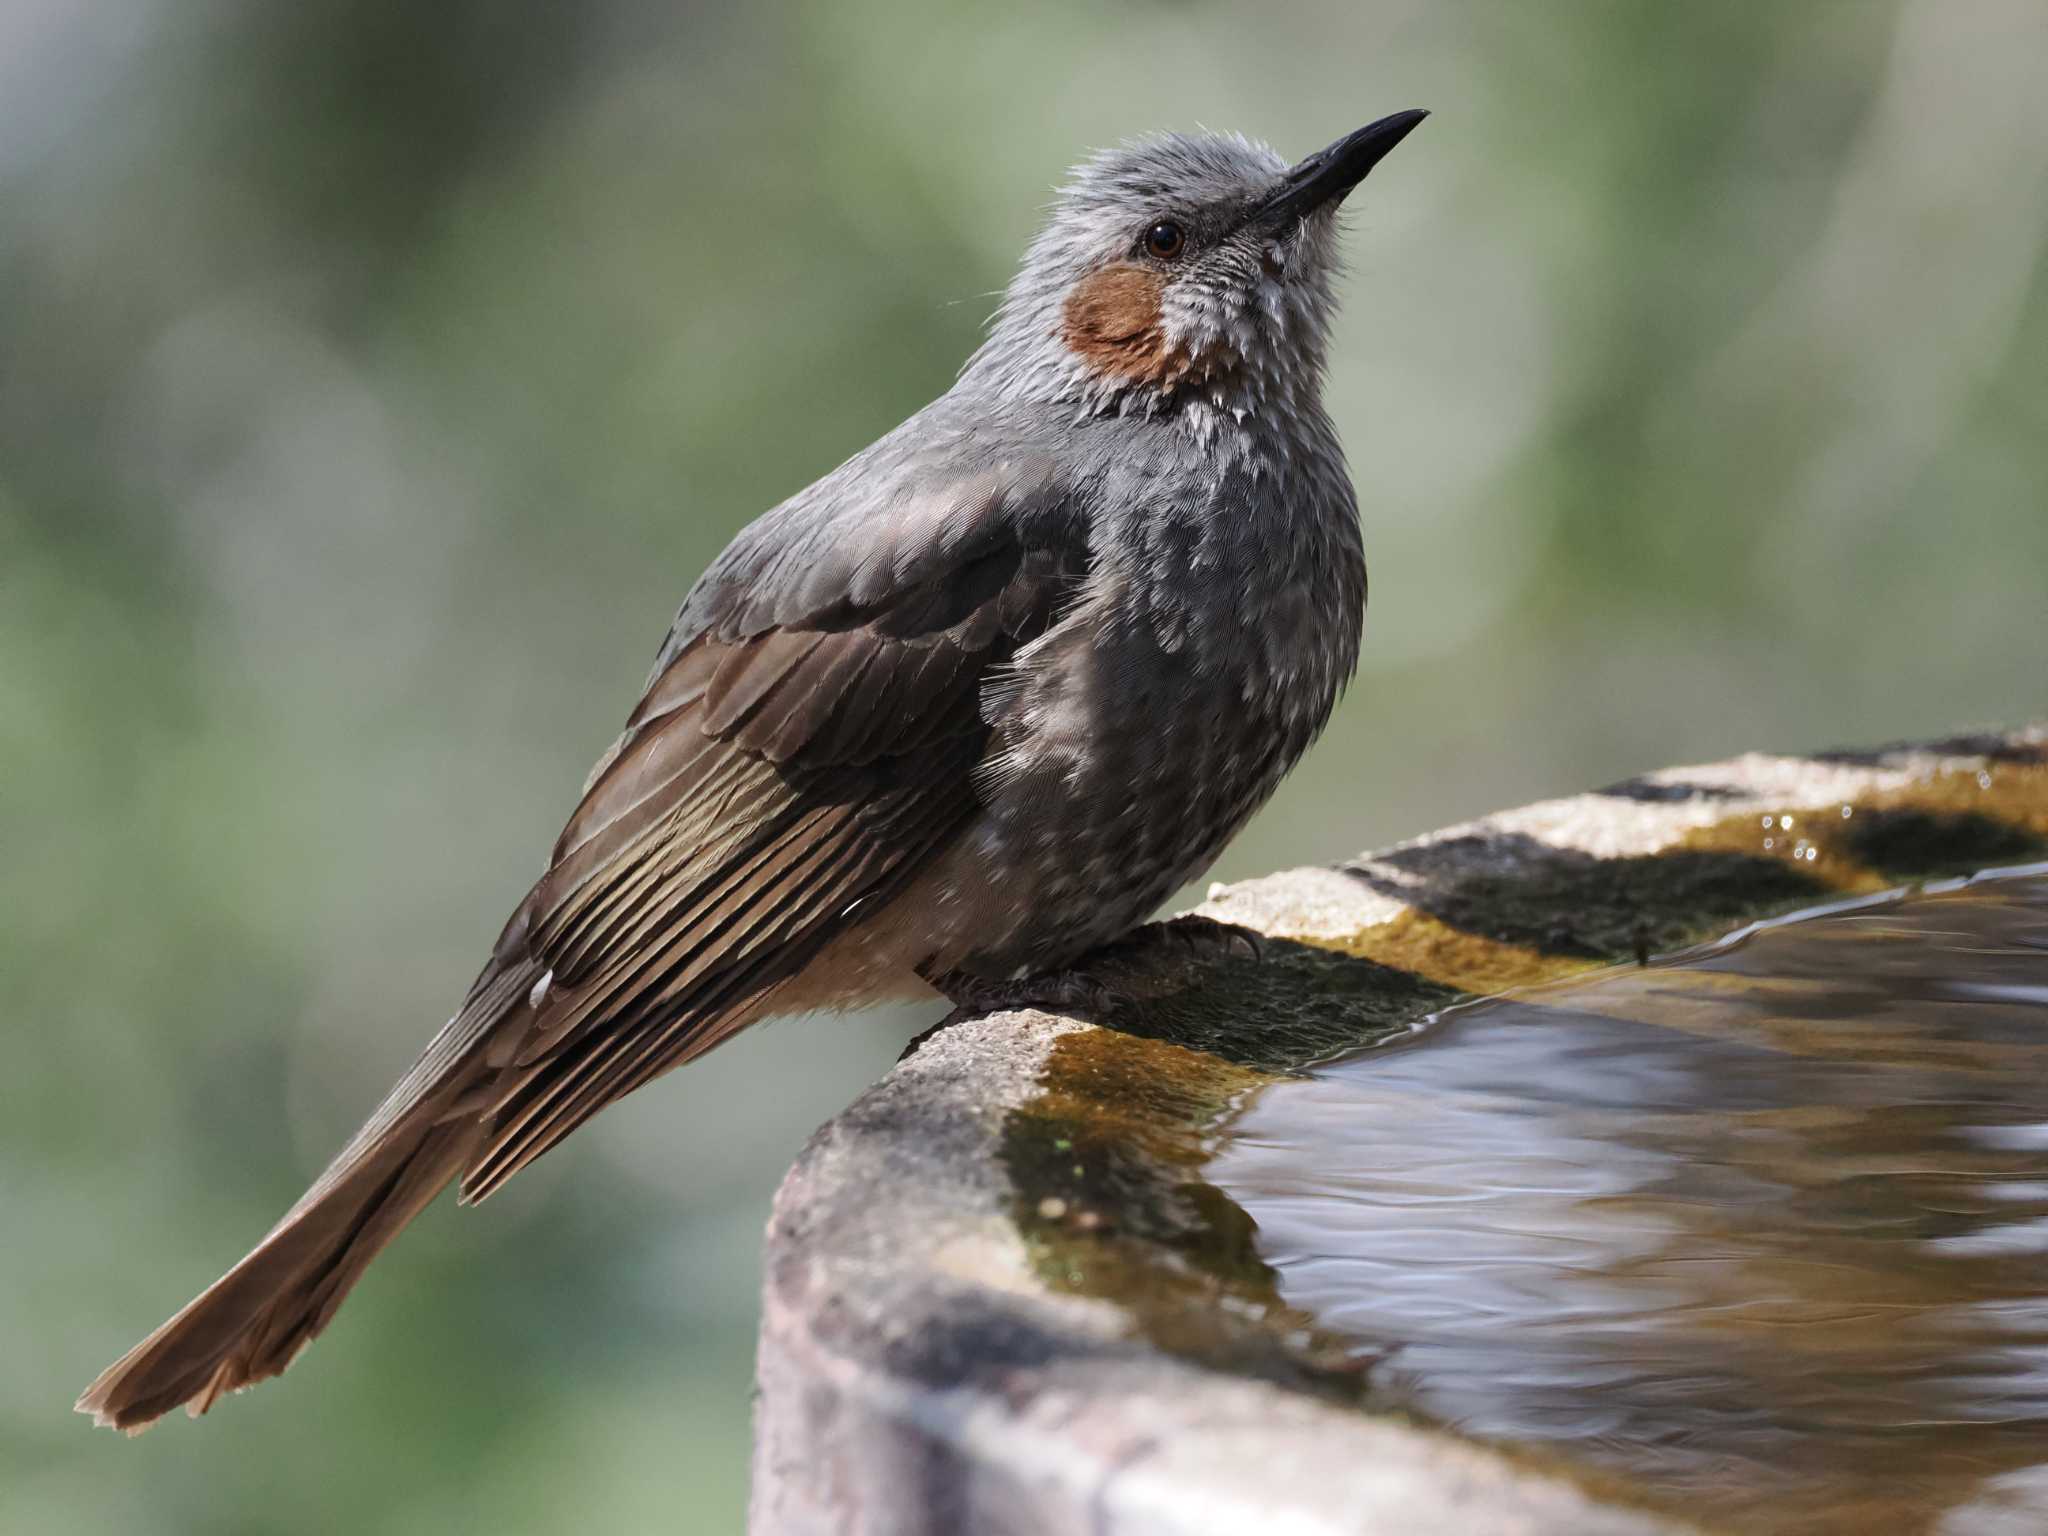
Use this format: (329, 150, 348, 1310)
(3, 1, 2044, 1530)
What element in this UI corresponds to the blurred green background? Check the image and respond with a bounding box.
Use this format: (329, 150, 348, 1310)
(5, 1, 2045, 1530)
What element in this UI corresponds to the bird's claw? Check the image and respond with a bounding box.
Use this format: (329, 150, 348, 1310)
(921, 966, 1134, 1021)
(1158, 913, 1268, 965)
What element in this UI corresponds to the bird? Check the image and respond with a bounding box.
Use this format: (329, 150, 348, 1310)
(78, 109, 1426, 1432)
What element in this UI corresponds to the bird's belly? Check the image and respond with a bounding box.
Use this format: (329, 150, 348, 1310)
(878, 528, 1356, 982)
(924, 699, 1303, 977)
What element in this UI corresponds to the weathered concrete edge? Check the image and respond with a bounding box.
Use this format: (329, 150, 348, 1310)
(751, 1009, 1689, 1536)
(1199, 725, 2048, 944)
(750, 724, 2046, 1535)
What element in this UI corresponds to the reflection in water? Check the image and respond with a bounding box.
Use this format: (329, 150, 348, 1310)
(1209, 871, 2048, 1535)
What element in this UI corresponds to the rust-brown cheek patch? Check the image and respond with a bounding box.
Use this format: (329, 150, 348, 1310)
(1061, 264, 1192, 389)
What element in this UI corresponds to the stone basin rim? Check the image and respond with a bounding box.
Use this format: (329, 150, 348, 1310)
(749, 723, 2048, 1536)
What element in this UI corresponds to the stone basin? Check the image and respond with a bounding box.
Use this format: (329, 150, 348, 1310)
(750, 726, 2048, 1535)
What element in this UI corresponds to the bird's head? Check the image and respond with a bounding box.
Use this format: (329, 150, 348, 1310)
(964, 112, 1426, 425)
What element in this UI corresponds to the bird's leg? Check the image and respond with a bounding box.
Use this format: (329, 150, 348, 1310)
(900, 966, 1135, 1061)
(917, 964, 1135, 1022)
(914, 917, 1269, 1023)
(1151, 912, 1267, 965)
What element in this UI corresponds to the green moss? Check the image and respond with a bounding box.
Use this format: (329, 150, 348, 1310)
(998, 1025, 1372, 1400)
(1049, 934, 1458, 1074)
(998, 755, 2048, 1422)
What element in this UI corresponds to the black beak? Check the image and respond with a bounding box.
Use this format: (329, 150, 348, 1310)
(1252, 109, 1428, 231)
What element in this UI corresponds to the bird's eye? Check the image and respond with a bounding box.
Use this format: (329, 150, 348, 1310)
(1143, 220, 1187, 261)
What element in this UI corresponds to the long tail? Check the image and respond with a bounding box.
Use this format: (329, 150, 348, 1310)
(76, 963, 538, 1433)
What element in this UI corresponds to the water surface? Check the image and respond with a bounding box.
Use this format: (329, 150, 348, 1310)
(1209, 870, 2048, 1534)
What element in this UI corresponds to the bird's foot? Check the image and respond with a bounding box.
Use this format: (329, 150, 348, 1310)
(1150, 913, 1267, 965)
(900, 966, 1134, 1061)
(1084, 912, 1267, 974)
(900, 920, 1268, 1060)
(920, 965, 1134, 1021)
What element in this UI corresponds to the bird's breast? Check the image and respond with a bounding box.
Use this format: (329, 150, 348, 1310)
(949, 468, 1362, 974)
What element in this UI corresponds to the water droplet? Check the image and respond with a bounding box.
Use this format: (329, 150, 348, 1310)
(1841, 805, 1854, 819)
(1780, 815, 1795, 831)
(1764, 838, 1775, 850)
(1978, 770, 1993, 790)
(1761, 815, 1774, 829)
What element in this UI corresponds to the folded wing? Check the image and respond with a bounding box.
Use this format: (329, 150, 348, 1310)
(460, 466, 1090, 1198)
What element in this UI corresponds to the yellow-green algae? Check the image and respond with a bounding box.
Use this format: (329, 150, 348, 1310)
(998, 753, 2048, 1454)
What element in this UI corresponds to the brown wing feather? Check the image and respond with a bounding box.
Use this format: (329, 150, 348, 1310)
(76, 468, 1091, 1431)
(454, 525, 1085, 1203)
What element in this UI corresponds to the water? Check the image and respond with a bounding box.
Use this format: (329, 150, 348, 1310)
(1209, 870, 2048, 1535)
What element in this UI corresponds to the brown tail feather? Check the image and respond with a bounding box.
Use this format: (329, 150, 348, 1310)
(75, 1114, 481, 1433)
(77, 963, 537, 1433)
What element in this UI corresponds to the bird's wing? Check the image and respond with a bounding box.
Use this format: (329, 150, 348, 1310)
(457, 459, 1089, 1200)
